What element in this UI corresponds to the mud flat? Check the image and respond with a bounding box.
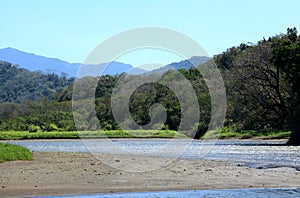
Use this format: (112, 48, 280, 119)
(0, 152, 299, 197)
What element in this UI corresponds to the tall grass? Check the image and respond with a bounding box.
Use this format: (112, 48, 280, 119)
(0, 143, 33, 163)
(202, 127, 291, 139)
(0, 128, 290, 140)
(0, 130, 188, 140)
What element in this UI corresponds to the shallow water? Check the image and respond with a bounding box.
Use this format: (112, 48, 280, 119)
(8, 139, 300, 168)
(9, 139, 300, 197)
(31, 188, 300, 198)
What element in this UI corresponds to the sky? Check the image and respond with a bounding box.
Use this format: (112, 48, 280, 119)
(1, 0, 300, 68)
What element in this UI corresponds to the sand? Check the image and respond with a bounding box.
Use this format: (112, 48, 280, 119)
(0, 151, 299, 197)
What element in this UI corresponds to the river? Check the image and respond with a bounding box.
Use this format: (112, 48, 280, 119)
(8, 139, 300, 169)
(6, 139, 300, 197)
(31, 188, 300, 198)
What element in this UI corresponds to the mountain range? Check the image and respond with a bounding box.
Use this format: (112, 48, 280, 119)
(150, 56, 211, 74)
(0, 47, 210, 77)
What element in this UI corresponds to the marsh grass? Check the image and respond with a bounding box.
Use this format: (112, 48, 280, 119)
(0, 130, 188, 140)
(202, 128, 291, 139)
(0, 129, 290, 140)
(0, 143, 33, 163)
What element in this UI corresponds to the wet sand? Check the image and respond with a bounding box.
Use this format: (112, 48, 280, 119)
(0, 152, 299, 197)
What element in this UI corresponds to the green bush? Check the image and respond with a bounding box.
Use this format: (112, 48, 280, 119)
(42, 123, 59, 132)
(28, 124, 41, 132)
(102, 121, 112, 131)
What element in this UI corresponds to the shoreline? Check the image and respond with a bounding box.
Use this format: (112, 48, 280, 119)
(1, 152, 299, 197)
(0, 130, 291, 141)
(0, 137, 290, 142)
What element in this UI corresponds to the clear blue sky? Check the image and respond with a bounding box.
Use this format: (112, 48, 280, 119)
(1, 0, 300, 67)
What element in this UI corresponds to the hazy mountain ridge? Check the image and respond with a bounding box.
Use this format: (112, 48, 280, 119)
(0, 47, 80, 76)
(149, 56, 211, 74)
(0, 48, 210, 77)
(0, 48, 146, 76)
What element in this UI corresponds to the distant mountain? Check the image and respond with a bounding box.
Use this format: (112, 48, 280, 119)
(0, 47, 80, 76)
(0, 47, 147, 77)
(0, 48, 209, 77)
(75, 62, 142, 78)
(150, 56, 211, 74)
(127, 67, 149, 75)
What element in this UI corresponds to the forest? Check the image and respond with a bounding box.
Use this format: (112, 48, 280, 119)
(0, 28, 300, 145)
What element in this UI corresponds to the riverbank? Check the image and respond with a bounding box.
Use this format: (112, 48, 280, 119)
(0, 129, 291, 141)
(202, 128, 291, 140)
(0, 130, 187, 140)
(1, 152, 299, 197)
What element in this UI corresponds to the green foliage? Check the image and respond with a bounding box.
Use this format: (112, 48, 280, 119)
(202, 127, 291, 139)
(0, 131, 79, 139)
(214, 43, 250, 69)
(273, 27, 300, 93)
(0, 130, 187, 140)
(271, 27, 300, 145)
(28, 124, 41, 132)
(80, 130, 187, 138)
(0, 61, 73, 103)
(1, 27, 300, 142)
(42, 123, 59, 132)
(69, 71, 211, 135)
(216, 27, 300, 141)
(0, 143, 33, 163)
(0, 100, 75, 132)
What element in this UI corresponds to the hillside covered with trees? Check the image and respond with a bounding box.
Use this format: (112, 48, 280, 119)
(0, 61, 73, 103)
(1, 28, 300, 145)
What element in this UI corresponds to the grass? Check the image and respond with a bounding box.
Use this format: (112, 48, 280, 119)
(0, 128, 291, 140)
(0, 130, 188, 140)
(202, 128, 291, 139)
(0, 143, 33, 163)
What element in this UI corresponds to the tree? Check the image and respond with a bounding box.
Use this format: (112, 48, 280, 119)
(0, 61, 73, 103)
(223, 41, 289, 130)
(272, 27, 300, 145)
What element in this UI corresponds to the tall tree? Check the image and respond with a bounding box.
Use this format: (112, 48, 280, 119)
(272, 27, 300, 145)
(227, 42, 288, 130)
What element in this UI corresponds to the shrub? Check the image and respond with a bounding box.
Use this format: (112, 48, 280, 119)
(42, 123, 59, 132)
(28, 124, 41, 132)
(102, 122, 112, 131)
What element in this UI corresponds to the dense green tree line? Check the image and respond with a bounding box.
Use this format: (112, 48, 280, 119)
(0, 100, 75, 131)
(0, 61, 73, 103)
(1, 28, 300, 144)
(216, 27, 300, 145)
(58, 70, 210, 135)
(0, 68, 211, 135)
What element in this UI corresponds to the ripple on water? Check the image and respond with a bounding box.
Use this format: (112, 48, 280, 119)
(9, 139, 300, 168)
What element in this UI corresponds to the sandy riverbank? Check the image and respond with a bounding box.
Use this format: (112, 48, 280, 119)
(0, 151, 299, 197)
